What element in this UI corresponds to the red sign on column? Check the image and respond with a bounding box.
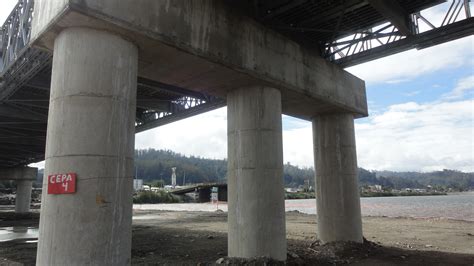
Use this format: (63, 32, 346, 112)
(47, 173, 77, 194)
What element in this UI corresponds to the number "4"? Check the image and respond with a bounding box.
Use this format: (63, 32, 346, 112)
(62, 182, 69, 191)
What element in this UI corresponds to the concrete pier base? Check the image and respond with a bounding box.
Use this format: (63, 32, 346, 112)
(36, 28, 137, 265)
(312, 113, 363, 243)
(15, 180, 33, 213)
(227, 86, 286, 261)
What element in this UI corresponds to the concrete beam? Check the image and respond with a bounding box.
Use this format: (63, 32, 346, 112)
(368, 0, 414, 36)
(0, 167, 37, 181)
(31, 0, 367, 118)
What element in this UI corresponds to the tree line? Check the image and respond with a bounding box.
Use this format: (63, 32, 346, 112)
(134, 149, 473, 191)
(3, 148, 471, 191)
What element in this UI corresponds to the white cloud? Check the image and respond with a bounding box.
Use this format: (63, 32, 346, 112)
(135, 107, 228, 160)
(442, 75, 474, 100)
(356, 99, 474, 172)
(282, 125, 313, 167)
(346, 36, 474, 84)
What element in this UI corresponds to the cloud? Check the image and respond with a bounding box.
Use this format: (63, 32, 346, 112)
(355, 99, 474, 172)
(282, 125, 313, 167)
(346, 36, 474, 84)
(135, 107, 228, 160)
(442, 75, 474, 100)
(270, 75, 474, 172)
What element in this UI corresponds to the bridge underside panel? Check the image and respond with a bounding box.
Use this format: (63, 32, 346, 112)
(31, 0, 368, 120)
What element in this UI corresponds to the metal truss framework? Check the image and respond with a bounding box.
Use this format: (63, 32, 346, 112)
(231, 0, 473, 68)
(323, 0, 473, 67)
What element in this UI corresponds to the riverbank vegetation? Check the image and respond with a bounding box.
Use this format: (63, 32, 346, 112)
(133, 191, 182, 204)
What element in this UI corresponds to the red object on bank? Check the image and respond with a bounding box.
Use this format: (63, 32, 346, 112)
(47, 173, 77, 194)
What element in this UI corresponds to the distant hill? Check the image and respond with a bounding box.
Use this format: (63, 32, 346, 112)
(18, 149, 473, 191)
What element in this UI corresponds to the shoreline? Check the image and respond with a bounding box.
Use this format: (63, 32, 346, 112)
(1, 209, 473, 265)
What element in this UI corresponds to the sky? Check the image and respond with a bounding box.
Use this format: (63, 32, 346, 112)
(1, 1, 473, 172)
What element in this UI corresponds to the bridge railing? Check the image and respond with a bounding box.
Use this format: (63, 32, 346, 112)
(0, 0, 34, 75)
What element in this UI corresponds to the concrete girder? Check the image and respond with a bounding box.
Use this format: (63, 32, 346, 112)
(0, 167, 37, 181)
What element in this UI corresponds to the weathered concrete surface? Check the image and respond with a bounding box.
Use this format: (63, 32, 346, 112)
(36, 28, 137, 265)
(227, 87, 286, 260)
(312, 113, 363, 243)
(15, 180, 33, 213)
(0, 167, 37, 181)
(31, 0, 367, 119)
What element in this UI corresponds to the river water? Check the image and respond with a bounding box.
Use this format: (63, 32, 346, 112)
(1, 193, 471, 242)
(134, 192, 474, 222)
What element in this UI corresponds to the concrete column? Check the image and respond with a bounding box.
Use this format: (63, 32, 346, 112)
(15, 180, 33, 213)
(312, 113, 363, 243)
(227, 86, 286, 261)
(0, 167, 37, 214)
(36, 28, 137, 265)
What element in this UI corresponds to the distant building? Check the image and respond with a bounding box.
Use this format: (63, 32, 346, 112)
(133, 179, 143, 191)
(366, 185, 383, 192)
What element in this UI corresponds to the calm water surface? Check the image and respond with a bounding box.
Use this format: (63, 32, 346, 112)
(134, 192, 474, 221)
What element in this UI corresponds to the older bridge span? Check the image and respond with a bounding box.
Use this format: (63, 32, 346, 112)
(0, 0, 472, 264)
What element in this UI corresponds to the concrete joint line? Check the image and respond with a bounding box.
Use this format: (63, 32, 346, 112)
(45, 154, 134, 160)
(49, 94, 130, 103)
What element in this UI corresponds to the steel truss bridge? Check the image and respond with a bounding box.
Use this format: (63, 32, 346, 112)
(0, 0, 472, 168)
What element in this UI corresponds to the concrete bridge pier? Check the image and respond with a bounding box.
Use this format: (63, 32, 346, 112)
(227, 86, 286, 261)
(312, 113, 363, 243)
(36, 27, 137, 265)
(15, 180, 33, 213)
(0, 167, 37, 213)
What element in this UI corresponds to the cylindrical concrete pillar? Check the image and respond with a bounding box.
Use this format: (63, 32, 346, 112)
(36, 28, 137, 265)
(15, 180, 32, 213)
(227, 86, 286, 261)
(312, 113, 363, 243)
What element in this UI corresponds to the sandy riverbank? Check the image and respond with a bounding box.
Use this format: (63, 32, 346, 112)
(0, 209, 473, 265)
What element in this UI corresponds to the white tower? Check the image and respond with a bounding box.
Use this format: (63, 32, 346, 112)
(171, 167, 177, 188)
